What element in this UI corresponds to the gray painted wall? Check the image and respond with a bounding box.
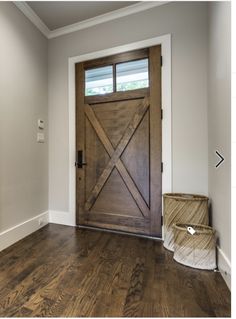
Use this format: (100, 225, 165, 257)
(0, 2, 48, 231)
(208, 2, 231, 262)
(48, 1, 209, 212)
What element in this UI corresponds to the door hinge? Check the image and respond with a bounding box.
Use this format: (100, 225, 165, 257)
(160, 55, 163, 66)
(161, 162, 163, 173)
(161, 108, 163, 120)
(161, 216, 163, 226)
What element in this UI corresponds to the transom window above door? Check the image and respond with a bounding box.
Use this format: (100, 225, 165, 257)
(85, 65, 113, 96)
(85, 58, 149, 96)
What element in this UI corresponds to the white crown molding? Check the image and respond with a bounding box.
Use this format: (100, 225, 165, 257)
(14, 1, 169, 39)
(48, 1, 169, 39)
(14, 1, 50, 38)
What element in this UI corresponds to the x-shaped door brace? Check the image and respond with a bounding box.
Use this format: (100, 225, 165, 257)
(84, 97, 150, 218)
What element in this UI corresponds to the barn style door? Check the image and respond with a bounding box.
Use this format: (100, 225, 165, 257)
(76, 45, 162, 237)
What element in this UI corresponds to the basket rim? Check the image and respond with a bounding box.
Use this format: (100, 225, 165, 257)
(173, 223, 215, 234)
(163, 193, 209, 201)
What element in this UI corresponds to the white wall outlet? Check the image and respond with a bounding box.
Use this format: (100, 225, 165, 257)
(37, 133, 45, 143)
(38, 218, 45, 226)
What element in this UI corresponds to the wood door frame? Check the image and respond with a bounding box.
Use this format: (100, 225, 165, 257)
(67, 34, 172, 238)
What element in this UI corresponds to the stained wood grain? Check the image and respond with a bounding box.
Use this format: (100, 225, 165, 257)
(85, 88, 148, 104)
(83, 48, 149, 69)
(84, 102, 150, 218)
(84, 98, 150, 216)
(76, 62, 86, 225)
(76, 45, 162, 236)
(0, 224, 231, 317)
(149, 45, 162, 237)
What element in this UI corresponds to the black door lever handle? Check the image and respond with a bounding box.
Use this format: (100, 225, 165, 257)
(75, 150, 87, 168)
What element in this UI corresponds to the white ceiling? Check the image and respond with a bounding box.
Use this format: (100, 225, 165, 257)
(27, 1, 139, 30)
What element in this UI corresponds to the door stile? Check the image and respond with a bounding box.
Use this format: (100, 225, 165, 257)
(149, 46, 162, 236)
(76, 62, 85, 225)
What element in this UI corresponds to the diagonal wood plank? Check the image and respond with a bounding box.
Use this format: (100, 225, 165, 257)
(108, 97, 150, 167)
(84, 99, 150, 217)
(115, 162, 149, 217)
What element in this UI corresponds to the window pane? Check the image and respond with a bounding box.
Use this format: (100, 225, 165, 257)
(85, 66, 113, 96)
(116, 59, 149, 92)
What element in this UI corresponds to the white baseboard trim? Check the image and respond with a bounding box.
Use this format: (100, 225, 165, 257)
(49, 210, 76, 227)
(0, 211, 49, 252)
(217, 245, 231, 290)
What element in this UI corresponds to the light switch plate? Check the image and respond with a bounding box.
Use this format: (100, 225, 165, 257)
(37, 133, 45, 143)
(37, 119, 44, 129)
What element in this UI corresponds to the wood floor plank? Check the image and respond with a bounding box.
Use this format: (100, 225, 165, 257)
(0, 224, 231, 317)
(0, 224, 72, 285)
(90, 237, 139, 317)
(62, 234, 121, 317)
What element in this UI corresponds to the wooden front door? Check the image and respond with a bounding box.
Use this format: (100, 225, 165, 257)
(76, 45, 162, 237)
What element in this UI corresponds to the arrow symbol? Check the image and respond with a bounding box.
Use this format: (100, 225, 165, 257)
(215, 150, 224, 168)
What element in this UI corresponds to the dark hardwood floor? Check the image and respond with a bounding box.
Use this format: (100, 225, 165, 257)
(0, 224, 231, 317)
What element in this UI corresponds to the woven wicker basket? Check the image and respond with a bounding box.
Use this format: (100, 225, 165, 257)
(163, 193, 209, 251)
(173, 223, 216, 270)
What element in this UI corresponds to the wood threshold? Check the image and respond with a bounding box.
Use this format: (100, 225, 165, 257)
(77, 224, 162, 241)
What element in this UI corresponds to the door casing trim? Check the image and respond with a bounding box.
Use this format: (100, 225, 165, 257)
(68, 34, 172, 239)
